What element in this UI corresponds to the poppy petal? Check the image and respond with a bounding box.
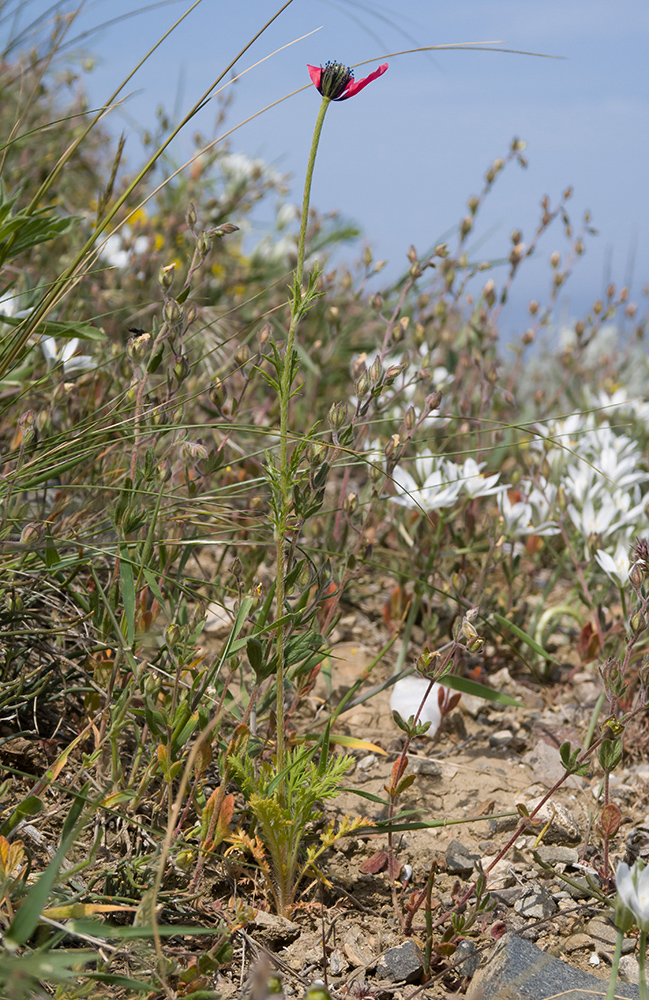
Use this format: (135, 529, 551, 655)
(307, 65, 323, 88)
(337, 62, 388, 100)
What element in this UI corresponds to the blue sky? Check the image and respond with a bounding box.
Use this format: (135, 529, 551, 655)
(10, 0, 649, 337)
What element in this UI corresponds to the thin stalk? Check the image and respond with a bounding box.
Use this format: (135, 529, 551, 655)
(605, 928, 624, 1000)
(640, 929, 648, 1000)
(274, 94, 330, 778)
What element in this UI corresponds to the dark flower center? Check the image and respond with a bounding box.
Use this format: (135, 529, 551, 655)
(318, 61, 353, 99)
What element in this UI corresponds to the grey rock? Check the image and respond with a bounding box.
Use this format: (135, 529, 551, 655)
(562, 933, 593, 953)
(619, 955, 641, 984)
(468, 931, 640, 1000)
(587, 917, 636, 955)
(357, 753, 378, 772)
(489, 729, 515, 748)
(329, 949, 348, 976)
(491, 886, 526, 907)
(535, 845, 579, 865)
(528, 798, 581, 845)
(410, 757, 442, 777)
(376, 940, 424, 983)
(522, 741, 582, 789)
(250, 910, 300, 945)
(446, 839, 479, 875)
(564, 873, 602, 900)
(514, 886, 558, 920)
(455, 939, 480, 978)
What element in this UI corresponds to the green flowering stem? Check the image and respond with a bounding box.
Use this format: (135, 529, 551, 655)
(640, 929, 649, 1000)
(275, 94, 330, 779)
(605, 928, 624, 1000)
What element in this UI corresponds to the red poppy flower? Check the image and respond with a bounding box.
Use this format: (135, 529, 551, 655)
(307, 61, 388, 101)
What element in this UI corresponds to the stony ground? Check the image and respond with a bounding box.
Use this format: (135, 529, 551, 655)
(208, 602, 649, 1000)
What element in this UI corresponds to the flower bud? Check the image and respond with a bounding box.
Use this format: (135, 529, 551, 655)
(485, 158, 504, 184)
(164, 299, 183, 326)
(511, 229, 523, 245)
(575, 320, 586, 338)
(413, 322, 426, 347)
(20, 521, 43, 544)
(384, 433, 400, 459)
(629, 562, 644, 589)
(166, 624, 182, 647)
(328, 401, 348, 431)
(156, 458, 172, 483)
(460, 216, 473, 238)
(186, 203, 197, 229)
(369, 292, 384, 311)
(404, 405, 416, 431)
(483, 279, 496, 307)
(180, 440, 208, 463)
(127, 332, 151, 363)
(354, 371, 370, 398)
(213, 222, 240, 237)
(593, 300, 603, 315)
(343, 492, 358, 515)
(509, 243, 525, 266)
(17, 409, 36, 447)
(522, 329, 535, 346)
(158, 264, 175, 290)
(307, 441, 327, 467)
(631, 610, 647, 634)
(174, 355, 190, 384)
(467, 195, 479, 215)
(258, 323, 272, 346)
(528, 300, 539, 315)
(197, 232, 211, 257)
(369, 356, 383, 386)
(235, 344, 251, 367)
(209, 377, 227, 409)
